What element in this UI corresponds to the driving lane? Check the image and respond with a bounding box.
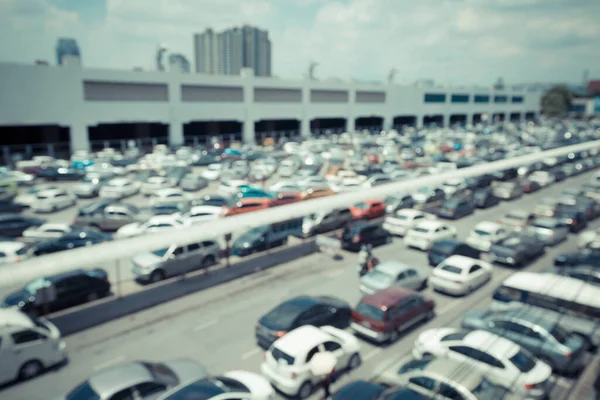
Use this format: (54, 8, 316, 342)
(2, 170, 596, 400)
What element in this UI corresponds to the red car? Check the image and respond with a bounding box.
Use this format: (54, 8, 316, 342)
(269, 192, 302, 207)
(350, 199, 386, 220)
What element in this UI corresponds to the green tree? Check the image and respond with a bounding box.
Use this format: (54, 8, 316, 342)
(541, 85, 573, 117)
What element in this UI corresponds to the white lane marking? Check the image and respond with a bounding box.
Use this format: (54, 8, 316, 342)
(363, 348, 382, 361)
(193, 319, 218, 331)
(94, 356, 126, 371)
(437, 301, 458, 315)
(325, 269, 345, 278)
(241, 348, 261, 360)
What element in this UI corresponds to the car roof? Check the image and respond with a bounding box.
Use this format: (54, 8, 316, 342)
(376, 261, 411, 275)
(37, 188, 64, 196)
(415, 219, 444, 229)
(0, 309, 35, 330)
(463, 330, 519, 359)
(505, 210, 529, 218)
(273, 325, 330, 357)
(360, 286, 415, 308)
(443, 255, 476, 268)
(0, 241, 28, 251)
(474, 221, 502, 232)
(37, 223, 70, 230)
(423, 358, 482, 390)
(89, 362, 152, 396)
(47, 268, 87, 282)
(108, 178, 131, 185)
(487, 310, 556, 332)
(398, 209, 424, 217)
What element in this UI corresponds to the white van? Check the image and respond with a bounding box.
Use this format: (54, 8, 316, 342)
(0, 309, 67, 384)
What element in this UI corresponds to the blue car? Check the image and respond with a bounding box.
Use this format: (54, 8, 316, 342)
(236, 185, 275, 199)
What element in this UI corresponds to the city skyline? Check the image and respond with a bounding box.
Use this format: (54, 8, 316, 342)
(0, 0, 598, 84)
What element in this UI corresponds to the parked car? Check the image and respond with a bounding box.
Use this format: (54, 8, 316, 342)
(520, 178, 541, 193)
(301, 208, 352, 237)
(179, 173, 208, 192)
(533, 199, 560, 218)
(179, 205, 223, 225)
(0, 213, 45, 237)
(340, 221, 391, 251)
(300, 186, 335, 200)
(231, 219, 302, 256)
(472, 187, 501, 209)
(260, 325, 361, 399)
(404, 220, 457, 251)
(427, 239, 480, 267)
(554, 249, 600, 266)
(384, 194, 415, 214)
(98, 177, 140, 200)
(436, 198, 474, 220)
(132, 241, 220, 283)
(31, 188, 76, 213)
(461, 309, 587, 375)
(430, 255, 492, 296)
(12, 185, 59, 208)
(38, 167, 85, 181)
(527, 218, 569, 246)
(72, 173, 114, 198)
(269, 192, 302, 207)
(498, 210, 535, 232)
(30, 228, 112, 256)
(73, 202, 142, 231)
(466, 221, 510, 252)
(529, 170, 556, 187)
(554, 207, 588, 233)
(140, 176, 175, 196)
(21, 223, 74, 242)
(3, 268, 111, 315)
(255, 295, 352, 349)
(490, 232, 546, 267)
(491, 181, 523, 200)
(0, 241, 32, 264)
(148, 188, 190, 207)
(115, 215, 190, 239)
(413, 328, 552, 398)
(63, 360, 208, 400)
(351, 287, 435, 344)
(192, 194, 232, 208)
(411, 187, 445, 205)
(224, 197, 271, 217)
(359, 261, 428, 295)
(350, 199, 386, 220)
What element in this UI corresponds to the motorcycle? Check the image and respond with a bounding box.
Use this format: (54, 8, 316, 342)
(358, 256, 379, 277)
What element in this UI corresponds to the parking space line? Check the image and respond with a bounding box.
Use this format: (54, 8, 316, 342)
(363, 348, 382, 361)
(193, 319, 218, 331)
(241, 348, 261, 360)
(437, 301, 458, 315)
(94, 356, 126, 371)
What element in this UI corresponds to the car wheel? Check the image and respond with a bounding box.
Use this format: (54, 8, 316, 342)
(426, 309, 435, 321)
(297, 381, 313, 399)
(389, 329, 399, 343)
(86, 292, 99, 302)
(19, 360, 43, 381)
(419, 279, 428, 290)
(386, 235, 392, 244)
(347, 353, 361, 370)
(151, 270, 165, 283)
(202, 255, 216, 268)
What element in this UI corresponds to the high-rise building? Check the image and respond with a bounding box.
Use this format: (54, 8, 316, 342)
(56, 38, 81, 66)
(169, 53, 191, 73)
(193, 25, 271, 77)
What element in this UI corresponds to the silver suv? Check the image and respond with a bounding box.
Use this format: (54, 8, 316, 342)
(132, 241, 221, 283)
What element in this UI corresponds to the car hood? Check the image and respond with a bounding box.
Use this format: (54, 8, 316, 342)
(74, 182, 97, 190)
(224, 371, 275, 398)
(360, 275, 392, 292)
(116, 222, 142, 237)
(132, 252, 164, 268)
(164, 359, 209, 384)
(3, 289, 32, 307)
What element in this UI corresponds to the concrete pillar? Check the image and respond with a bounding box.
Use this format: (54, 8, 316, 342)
(69, 122, 90, 152)
(300, 86, 311, 139)
(169, 121, 184, 147)
(242, 72, 256, 145)
(168, 78, 184, 147)
(443, 114, 450, 127)
(346, 117, 356, 132)
(383, 116, 394, 131)
(301, 117, 311, 138)
(347, 89, 356, 132)
(416, 115, 424, 129)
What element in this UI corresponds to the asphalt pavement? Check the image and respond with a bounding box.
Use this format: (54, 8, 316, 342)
(2, 170, 596, 399)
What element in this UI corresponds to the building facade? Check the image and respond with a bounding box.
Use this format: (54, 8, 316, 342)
(56, 38, 81, 66)
(194, 26, 271, 77)
(0, 62, 541, 152)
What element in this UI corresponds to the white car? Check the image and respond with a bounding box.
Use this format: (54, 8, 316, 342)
(404, 220, 457, 251)
(578, 228, 600, 249)
(466, 221, 509, 252)
(528, 170, 556, 187)
(85, 163, 127, 176)
(21, 223, 73, 242)
(31, 189, 76, 213)
(99, 178, 140, 199)
(115, 215, 191, 239)
(329, 178, 364, 193)
(441, 178, 466, 196)
(260, 325, 361, 399)
(202, 163, 224, 181)
(156, 371, 275, 400)
(0, 241, 31, 264)
(180, 205, 224, 225)
(297, 175, 328, 188)
(148, 188, 190, 206)
(218, 179, 249, 196)
(269, 181, 302, 193)
(430, 255, 492, 295)
(2, 170, 36, 186)
(362, 174, 392, 188)
(413, 328, 552, 399)
(140, 176, 175, 196)
(383, 209, 436, 237)
(13, 185, 59, 207)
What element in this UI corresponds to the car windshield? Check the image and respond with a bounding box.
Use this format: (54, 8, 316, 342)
(444, 181, 462, 187)
(262, 302, 307, 329)
(474, 229, 491, 236)
(366, 270, 393, 283)
(471, 378, 510, 400)
(306, 213, 322, 220)
(441, 264, 463, 274)
(151, 248, 170, 258)
(431, 242, 456, 254)
(81, 177, 98, 184)
(393, 213, 409, 220)
(397, 355, 436, 374)
(354, 202, 369, 210)
(271, 347, 295, 365)
(413, 227, 430, 233)
(244, 226, 268, 240)
(355, 302, 385, 321)
(509, 350, 536, 373)
(550, 325, 570, 344)
(141, 362, 180, 386)
(417, 187, 431, 194)
(24, 278, 51, 294)
(65, 381, 101, 400)
(533, 221, 555, 230)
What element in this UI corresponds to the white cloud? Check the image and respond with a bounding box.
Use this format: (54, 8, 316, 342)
(0, 0, 598, 85)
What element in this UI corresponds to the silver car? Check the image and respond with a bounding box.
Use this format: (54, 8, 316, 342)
(461, 309, 587, 375)
(492, 181, 523, 200)
(132, 241, 221, 283)
(526, 217, 569, 246)
(63, 359, 207, 400)
(72, 173, 114, 198)
(179, 173, 208, 192)
(360, 261, 428, 295)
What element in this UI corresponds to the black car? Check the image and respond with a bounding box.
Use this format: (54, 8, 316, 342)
(554, 207, 588, 233)
(192, 194, 232, 208)
(255, 295, 351, 349)
(428, 239, 481, 266)
(333, 382, 427, 400)
(340, 221, 391, 251)
(558, 196, 599, 220)
(465, 174, 495, 190)
(0, 200, 27, 214)
(554, 250, 600, 266)
(436, 198, 474, 220)
(472, 188, 501, 209)
(0, 213, 45, 237)
(31, 228, 112, 256)
(72, 199, 118, 226)
(550, 167, 566, 182)
(384, 194, 414, 214)
(38, 167, 85, 181)
(550, 265, 600, 285)
(491, 167, 518, 182)
(489, 233, 546, 267)
(139, 203, 191, 218)
(2, 268, 111, 315)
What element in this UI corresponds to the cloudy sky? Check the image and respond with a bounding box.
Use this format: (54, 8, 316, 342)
(1, 0, 599, 85)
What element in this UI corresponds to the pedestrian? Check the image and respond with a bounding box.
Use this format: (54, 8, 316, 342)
(322, 369, 335, 400)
